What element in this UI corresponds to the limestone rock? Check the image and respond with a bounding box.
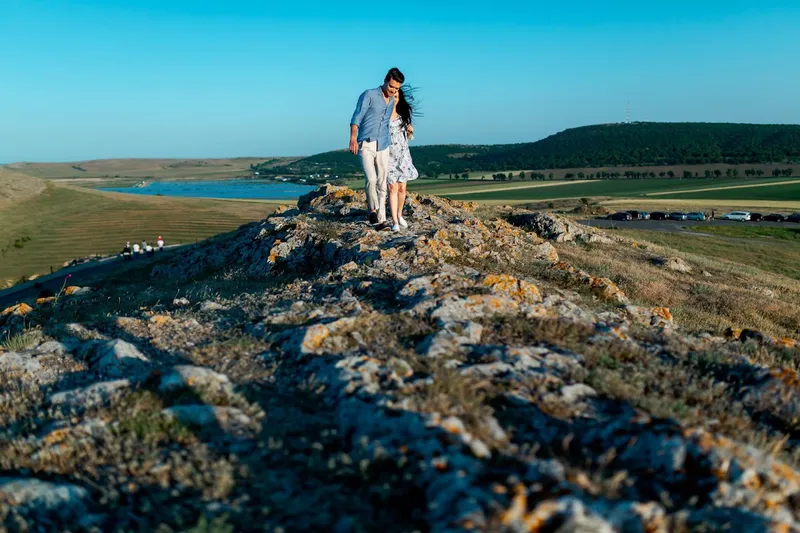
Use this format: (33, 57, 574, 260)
(49, 379, 132, 410)
(85, 339, 150, 378)
(0, 477, 90, 523)
(654, 257, 693, 273)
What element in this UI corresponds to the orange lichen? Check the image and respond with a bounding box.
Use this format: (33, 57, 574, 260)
(651, 307, 673, 322)
(300, 324, 330, 353)
(379, 248, 399, 260)
(499, 484, 527, 526)
(770, 368, 800, 388)
(725, 327, 743, 340)
(483, 274, 543, 303)
(36, 297, 55, 305)
(522, 501, 561, 532)
(149, 315, 173, 326)
(551, 261, 575, 273)
(1, 303, 33, 317)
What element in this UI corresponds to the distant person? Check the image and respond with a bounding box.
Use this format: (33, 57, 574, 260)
(387, 85, 419, 232)
(132, 242, 141, 257)
(349, 67, 405, 227)
(145, 242, 154, 257)
(157, 235, 164, 251)
(122, 241, 132, 260)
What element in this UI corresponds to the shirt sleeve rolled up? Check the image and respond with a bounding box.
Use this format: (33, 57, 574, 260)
(350, 90, 371, 127)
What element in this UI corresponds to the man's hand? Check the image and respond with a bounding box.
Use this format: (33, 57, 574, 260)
(349, 137, 359, 155)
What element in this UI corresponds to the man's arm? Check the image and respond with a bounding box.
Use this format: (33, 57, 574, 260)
(349, 91, 370, 154)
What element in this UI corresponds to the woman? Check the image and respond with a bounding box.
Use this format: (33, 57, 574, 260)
(387, 86, 420, 232)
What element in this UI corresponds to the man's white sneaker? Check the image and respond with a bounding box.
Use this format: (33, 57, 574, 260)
(398, 216, 408, 228)
(391, 223, 401, 232)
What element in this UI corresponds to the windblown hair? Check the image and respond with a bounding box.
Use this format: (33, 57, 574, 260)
(395, 85, 422, 133)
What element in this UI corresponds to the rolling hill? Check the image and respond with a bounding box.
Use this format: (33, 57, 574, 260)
(255, 122, 800, 178)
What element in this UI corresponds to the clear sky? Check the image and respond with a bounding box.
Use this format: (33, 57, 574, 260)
(2, 0, 800, 162)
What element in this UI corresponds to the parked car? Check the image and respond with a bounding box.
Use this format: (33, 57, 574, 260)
(788, 213, 800, 223)
(668, 212, 687, 221)
(650, 211, 667, 220)
(626, 210, 643, 220)
(609, 211, 633, 221)
(640, 211, 650, 220)
(749, 213, 763, 222)
(720, 211, 751, 221)
(763, 214, 786, 222)
(686, 212, 706, 221)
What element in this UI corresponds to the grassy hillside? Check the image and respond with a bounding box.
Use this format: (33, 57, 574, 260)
(7, 157, 296, 182)
(0, 167, 46, 209)
(0, 183, 280, 284)
(257, 122, 800, 177)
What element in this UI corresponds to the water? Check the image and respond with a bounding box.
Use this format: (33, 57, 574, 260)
(100, 179, 316, 200)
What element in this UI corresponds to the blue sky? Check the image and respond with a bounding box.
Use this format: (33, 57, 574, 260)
(2, 0, 799, 162)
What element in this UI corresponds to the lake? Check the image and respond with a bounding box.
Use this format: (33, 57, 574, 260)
(100, 180, 316, 200)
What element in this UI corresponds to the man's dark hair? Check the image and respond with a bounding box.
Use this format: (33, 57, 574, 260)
(385, 67, 405, 84)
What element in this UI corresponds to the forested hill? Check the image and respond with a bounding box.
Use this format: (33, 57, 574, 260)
(254, 122, 800, 177)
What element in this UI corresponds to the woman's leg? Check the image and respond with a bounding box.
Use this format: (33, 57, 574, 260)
(398, 183, 407, 220)
(388, 183, 399, 225)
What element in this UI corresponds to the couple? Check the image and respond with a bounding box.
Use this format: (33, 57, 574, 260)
(349, 67, 418, 232)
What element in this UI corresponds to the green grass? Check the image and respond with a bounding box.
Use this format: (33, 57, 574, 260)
(656, 181, 800, 201)
(1, 329, 41, 351)
(691, 224, 800, 241)
(0, 184, 277, 282)
(449, 178, 793, 202)
(616, 229, 800, 280)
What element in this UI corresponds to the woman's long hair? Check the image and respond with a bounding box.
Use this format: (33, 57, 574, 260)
(395, 85, 422, 133)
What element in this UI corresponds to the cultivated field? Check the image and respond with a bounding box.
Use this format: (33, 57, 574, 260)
(0, 182, 281, 284)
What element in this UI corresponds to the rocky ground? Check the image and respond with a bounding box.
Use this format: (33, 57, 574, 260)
(1, 185, 800, 532)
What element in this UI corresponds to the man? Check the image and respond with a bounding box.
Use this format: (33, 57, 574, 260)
(349, 68, 404, 226)
(157, 235, 164, 251)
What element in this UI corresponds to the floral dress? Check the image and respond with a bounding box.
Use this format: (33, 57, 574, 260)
(387, 118, 419, 184)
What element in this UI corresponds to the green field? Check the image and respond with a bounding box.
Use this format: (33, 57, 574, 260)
(690, 225, 800, 241)
(615, 229, 800, 280)
(655, 182, 800, 202)
(446, 178, 794, 202)
(0, 184, 277, 283)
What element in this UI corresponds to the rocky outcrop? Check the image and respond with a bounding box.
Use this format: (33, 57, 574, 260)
(1, 185, 799, 532)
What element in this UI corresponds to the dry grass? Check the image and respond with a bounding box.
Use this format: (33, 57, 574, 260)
(0, 167, 45, 209)
(555, 239, 800, 338)
(0, 183, 276, 282)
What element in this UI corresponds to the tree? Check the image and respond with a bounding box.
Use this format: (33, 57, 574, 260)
(784, 168, 794, 177)
(659, 171, 666, 178)
(667, 171, 675, 178)
(548, 173, 554, 180)
(577, 172, 585, 180)
(565, 173, 575, 180)
(461, 172, 469, 179)
(704, 170, 713, 178)
(683, 171, 693, 179)
(519, 171, 526, 180)
(756, 170, 764, 177)
(732, 168, 739, 177)
(714, 169, 722, 178)
(773, 168, 782, 177)
(726, 168, 733, 177)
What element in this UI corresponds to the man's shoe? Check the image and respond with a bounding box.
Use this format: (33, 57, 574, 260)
(398, 216, 408, 228)
(368, 211, 379, 225)
(391, 223, 401, 232)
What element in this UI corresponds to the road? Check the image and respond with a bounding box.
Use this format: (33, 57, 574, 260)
(578, 218, 795, 234)
(0, 245, 188, 310)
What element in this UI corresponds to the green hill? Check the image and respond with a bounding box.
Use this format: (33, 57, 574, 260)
(256, 122, 800, 178)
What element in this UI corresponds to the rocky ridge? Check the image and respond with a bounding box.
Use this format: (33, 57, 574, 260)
(1, 185, 799, 532)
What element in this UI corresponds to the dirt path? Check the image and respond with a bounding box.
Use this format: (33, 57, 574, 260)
(644, 179, 800, 196)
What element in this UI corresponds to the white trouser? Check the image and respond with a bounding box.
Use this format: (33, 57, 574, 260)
(359, 140, 389, 222)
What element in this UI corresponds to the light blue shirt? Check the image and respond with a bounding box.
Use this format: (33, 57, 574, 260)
(350, 87, 394, 151)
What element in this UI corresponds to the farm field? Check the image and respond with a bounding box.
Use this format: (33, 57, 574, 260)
(654, 181, 800, 202)
(447, 178, 797, 203)
(0, 183, 279, 284)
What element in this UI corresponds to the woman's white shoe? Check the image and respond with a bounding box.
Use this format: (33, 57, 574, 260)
(391, 223, 401, 232)
(398, 217, 408, 228)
